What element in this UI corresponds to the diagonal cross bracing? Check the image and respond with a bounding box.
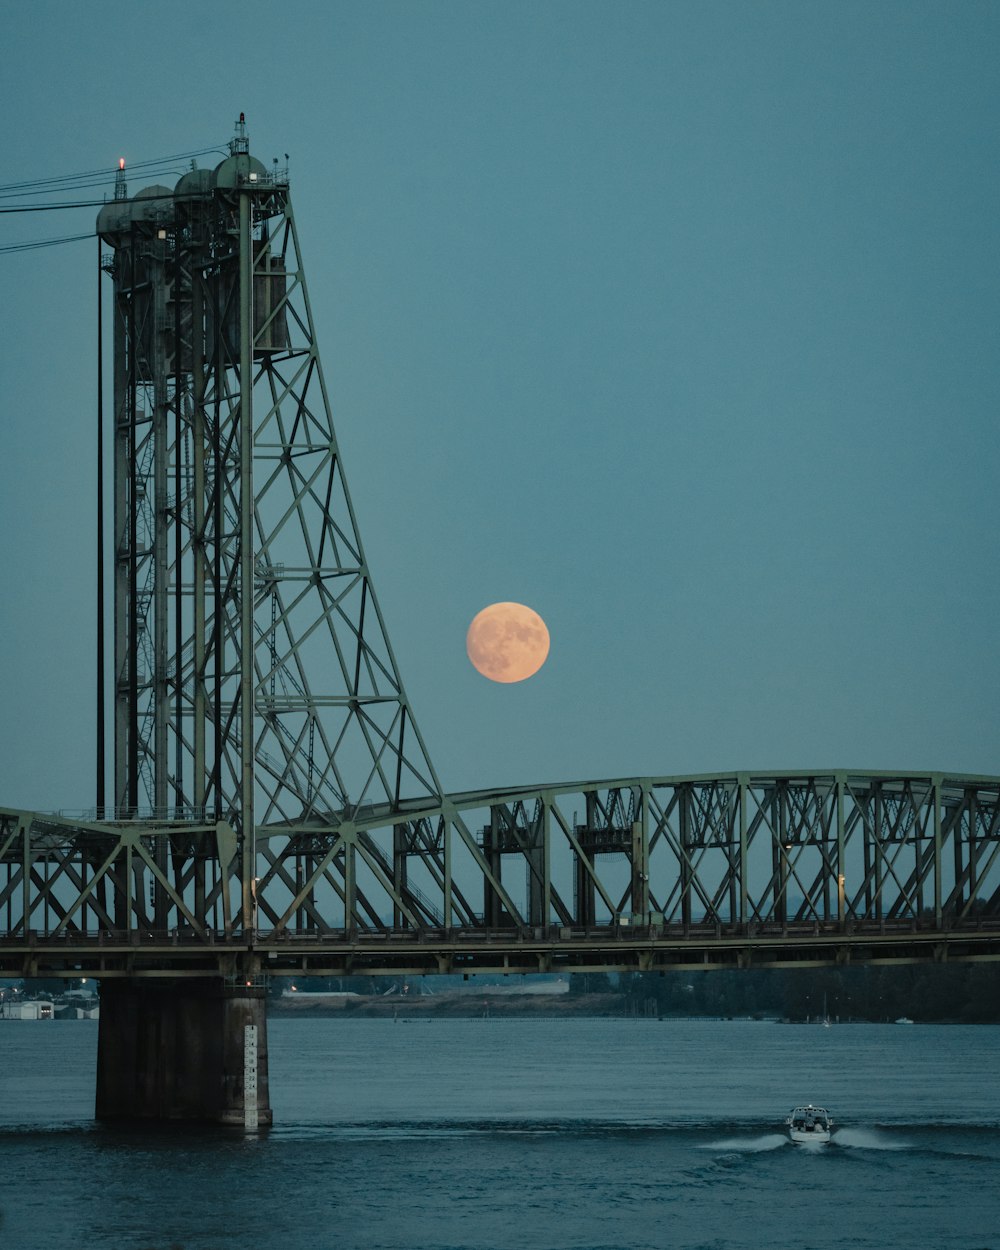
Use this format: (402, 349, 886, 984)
(95, 135, 443, 892)
(3, 774, 999, 977)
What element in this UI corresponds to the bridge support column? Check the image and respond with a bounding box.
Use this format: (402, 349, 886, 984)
(95, 977, 271, 1127)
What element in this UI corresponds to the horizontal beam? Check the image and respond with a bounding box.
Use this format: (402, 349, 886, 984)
(3, 918, 999, 979)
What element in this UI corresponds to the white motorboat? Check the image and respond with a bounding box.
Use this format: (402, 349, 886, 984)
(786, 1104, 833, 1145)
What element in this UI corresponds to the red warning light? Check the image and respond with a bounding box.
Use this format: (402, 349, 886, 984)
(119, 158, 125, 170)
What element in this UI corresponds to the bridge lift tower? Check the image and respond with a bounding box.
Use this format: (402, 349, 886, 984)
(94, 116, 441, 1124)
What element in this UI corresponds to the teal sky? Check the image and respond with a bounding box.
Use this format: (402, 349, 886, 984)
(1, 1, 997, 809)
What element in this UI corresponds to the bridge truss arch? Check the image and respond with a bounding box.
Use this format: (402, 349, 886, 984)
(2, 771, 998, 978)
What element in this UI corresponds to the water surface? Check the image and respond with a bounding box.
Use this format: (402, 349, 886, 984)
(1, 1017, 997, 1249)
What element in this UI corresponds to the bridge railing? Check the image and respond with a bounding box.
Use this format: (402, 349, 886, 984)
(4, 913, 1000, 946)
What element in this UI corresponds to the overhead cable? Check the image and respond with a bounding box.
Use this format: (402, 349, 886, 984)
(0, 145, 225, 200)
(0, 231, 95, 255)
(0, 199, 108, 214)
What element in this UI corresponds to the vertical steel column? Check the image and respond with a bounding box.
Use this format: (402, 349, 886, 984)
(443, 816, 453, 931)
(541, 798, 551, 930)
(773, 785, 786, 927)
(20, 818, 30, 935)
(294, 849, 305, 933)
(191, 270, 207, 814)
(151, 234, 171, 927)
(126, 231, 140, 815)
(913, 781, 927, 917)
(96, 240, 106, 817)
(191, 260, 207, 921)
(393, 824, 408, 928)
(152, 235, 169, 816)
(955, 790, 970, 920)
(933, 774, 942, 924)
(726, 783, 737, 923)
(125, 837, 133, 934)
(836, 773, 846, 926)
(872, 782, 883, 923)
(821, 783, 832, 922)
(238, 189, 255, 932)
(172, 231, 185, 816)
(580, 794, 597, 927)
(343, 834, 357, 933)
(484, 809, 503, 927)
(862, 788, 874, 918)
(635, 785, 650, 920)
(112, 246, 129, 813)
(678, 785, 691, 929)
(527, 810, 545, 928)
(739, 774, 749, 928)
(211, 296, 224, 822)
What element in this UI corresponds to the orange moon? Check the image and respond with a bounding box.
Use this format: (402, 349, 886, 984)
(466, 602, 550, 683)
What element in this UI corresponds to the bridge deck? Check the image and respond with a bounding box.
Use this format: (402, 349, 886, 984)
(4, 917, 999, 979)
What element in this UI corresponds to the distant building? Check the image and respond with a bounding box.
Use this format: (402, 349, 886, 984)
(1, 999, 54, 1020)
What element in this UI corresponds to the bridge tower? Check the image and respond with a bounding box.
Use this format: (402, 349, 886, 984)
(94, 116, 441, 1124)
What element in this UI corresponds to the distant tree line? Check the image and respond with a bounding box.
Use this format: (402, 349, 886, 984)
(16, 963, 1000, 1022)
(611, 962, 1000, 1023)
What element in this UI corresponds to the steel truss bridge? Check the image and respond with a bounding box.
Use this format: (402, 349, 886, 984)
(1, 122, 998, 986)
(3, 771, 999, 980)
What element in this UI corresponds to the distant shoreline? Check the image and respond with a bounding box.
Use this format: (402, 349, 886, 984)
(266, 994, 955, 1023)
(270, 991, 628, 1019)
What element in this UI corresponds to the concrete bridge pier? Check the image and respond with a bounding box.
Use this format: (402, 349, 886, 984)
(95, 977, 271, 1127)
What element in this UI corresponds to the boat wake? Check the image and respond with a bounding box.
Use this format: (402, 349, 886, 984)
(699, 1128, 911, 1153)
(831, 1128, 909, 1150)
(699, 1133, 788, 1152)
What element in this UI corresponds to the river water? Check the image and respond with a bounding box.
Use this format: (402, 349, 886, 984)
(1, 1016, 998, 1249)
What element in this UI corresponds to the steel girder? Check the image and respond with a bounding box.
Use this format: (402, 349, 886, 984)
(2, 772, 998, 977)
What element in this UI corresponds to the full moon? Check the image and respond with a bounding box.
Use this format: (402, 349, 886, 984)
(466, 602, 550, 684)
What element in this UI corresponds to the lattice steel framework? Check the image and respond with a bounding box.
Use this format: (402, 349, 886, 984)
(93, 121, 441, 931)
(2, 773, 999, 978)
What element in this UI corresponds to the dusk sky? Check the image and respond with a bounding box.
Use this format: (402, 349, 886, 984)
(1, 1, 997, 812)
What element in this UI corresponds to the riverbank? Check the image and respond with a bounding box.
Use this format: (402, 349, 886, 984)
(269, 989, 630, 1018)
